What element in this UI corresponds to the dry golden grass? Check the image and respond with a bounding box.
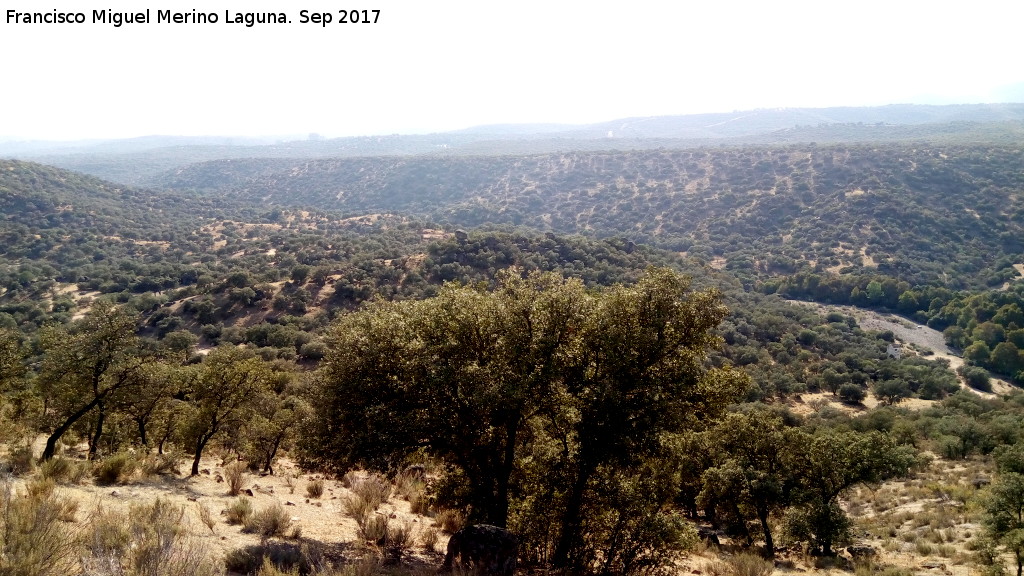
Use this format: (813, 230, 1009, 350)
(0, 436, 1007, 576)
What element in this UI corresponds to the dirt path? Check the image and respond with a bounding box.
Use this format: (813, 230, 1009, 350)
(788, 301, 1015, 395)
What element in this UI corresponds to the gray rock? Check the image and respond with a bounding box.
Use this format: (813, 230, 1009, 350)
(439, 524, 518, 576)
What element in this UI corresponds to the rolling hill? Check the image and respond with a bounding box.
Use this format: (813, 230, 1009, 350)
(151, 143, 1024, 290)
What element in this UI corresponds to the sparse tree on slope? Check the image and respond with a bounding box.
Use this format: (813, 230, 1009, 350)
(115, 361, 184, 449)
(787, 430, 915, 555)
(986, 472, 1024, 576)
(697, 410, 805, 557)
(307, 268, 747, 575)
(36, 301, 143, 461)
(549, 269, 746, 570)
(244, 391, 311, 474)
(181, 345, 272, 476)
(308, 269, 591, 526)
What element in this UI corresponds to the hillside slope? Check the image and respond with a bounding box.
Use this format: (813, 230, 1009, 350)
(153, 144, 1024, 289)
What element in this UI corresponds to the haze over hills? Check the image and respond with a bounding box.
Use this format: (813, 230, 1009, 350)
(458, 103, 1024, 139)
(5, 103, 1024, 185)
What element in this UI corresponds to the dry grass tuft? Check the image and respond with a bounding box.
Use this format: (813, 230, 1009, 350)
(5, 443, 35, 476)
(357, 513, 389, 544)
(225, 540, 328, 575)
(93, 452, 139, 485)
(226, 496, 254, 525)
(351, 474, 390, 507)
(225, 461, 247, 496)
(243, 502, 292, 537)
(38, 456, 89, 484)
(0, 478, 80, 576)
(197, 503, 217, 533)
(81, 498, 220, 576)
(727, 551, 774, 576)
(421, 526, 440, 553)
(435, 508, 465, 534)
(140, 453, 182, 477)
(307, 478, 325, 499)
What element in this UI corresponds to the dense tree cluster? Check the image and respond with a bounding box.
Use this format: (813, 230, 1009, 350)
(303, 268, 748, 572)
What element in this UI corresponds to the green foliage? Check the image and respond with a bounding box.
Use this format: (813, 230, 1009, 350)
(995, 444, 1024, 475)
(837, 383, 867, 404)
(308, 268, 746, 573)
(181, 345, 274, 475)
(873, 379, 912, 405)
(0, 329, 25, 391)
(696, 410, 804, 556)
(985, 473, 1024, 576)
(243, 393, 311, 475)
(36, 300, 144, 460)
(782, 501, 853, 557)
(788, 430, 915, 555)
(959, 365, 993, 392)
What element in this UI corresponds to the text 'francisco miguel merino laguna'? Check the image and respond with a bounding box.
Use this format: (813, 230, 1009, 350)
(4, 9, 379, 27)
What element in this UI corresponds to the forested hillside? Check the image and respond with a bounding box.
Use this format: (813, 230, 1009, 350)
(154, 144, 1024, 290)
(0, 158, 977, 398)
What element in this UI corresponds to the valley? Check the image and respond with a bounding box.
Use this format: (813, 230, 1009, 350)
(1, 105, 1023, 576)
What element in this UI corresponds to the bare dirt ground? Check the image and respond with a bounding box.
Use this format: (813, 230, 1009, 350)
(6, 450, 448, 575)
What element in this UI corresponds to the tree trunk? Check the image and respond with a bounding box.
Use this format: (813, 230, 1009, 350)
(552, 461, 596, 569)
(191, 434, 212, 476)
(136, 417, 149, 449)
(157, 420, 174, 455)
(88, 402, 106, 460)
(492, 416, 521, 528)
(735, 501, 753, 546)
(758, 507, 774, 557)
(263, 435, 284, 474)
(41, 395, 103, 461)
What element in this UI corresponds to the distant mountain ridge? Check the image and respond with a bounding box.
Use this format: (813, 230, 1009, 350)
(4, 103, 1024, 185)
(463, 103, 1024, 139)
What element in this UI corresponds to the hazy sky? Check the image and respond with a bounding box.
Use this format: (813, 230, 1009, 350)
(2, 0, 1022, 140)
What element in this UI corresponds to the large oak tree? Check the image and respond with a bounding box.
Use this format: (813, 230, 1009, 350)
(306, 268, 747, 573)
